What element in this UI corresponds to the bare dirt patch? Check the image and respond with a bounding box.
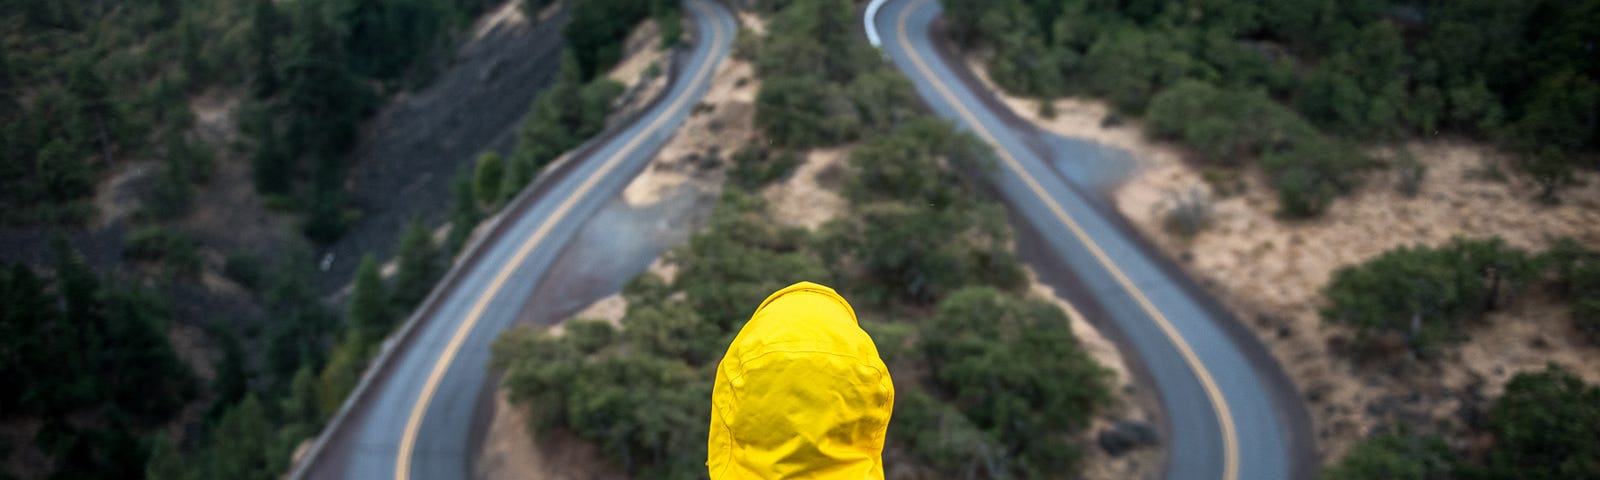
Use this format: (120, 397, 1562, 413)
(620, 53, 758, 207)
(964, 54, 1600, 463)
(476, 389, 627, 480)
(761, 147, 849, 230)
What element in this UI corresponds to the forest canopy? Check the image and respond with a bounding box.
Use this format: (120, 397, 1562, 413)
(946, 0, 1600, 208)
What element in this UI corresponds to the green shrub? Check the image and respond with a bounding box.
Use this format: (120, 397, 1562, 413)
(1261, 136, 1366, 218)
(1321, 426, 1455, 480)
(1542, 240, 1600, 344)
(755, 76, 857, 148)
(920, 287, 1112, 475)
(1479, 364, 1600, 479)
(473, 151, 504, 207)
(1146, 80, 1316, 167)
(124, 226, 203, 278)
(391, 218, 442, 310)
(727, 147, 799, 190)
(1321, 237, 1534, 358)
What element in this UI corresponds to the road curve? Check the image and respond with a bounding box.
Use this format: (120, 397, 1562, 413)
(870, 0, 1314, 478)
(291, 1, 737, 478)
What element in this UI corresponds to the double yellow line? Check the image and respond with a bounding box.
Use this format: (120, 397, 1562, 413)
(891, 0, 1240, 478)
(392, 3, 728, 479)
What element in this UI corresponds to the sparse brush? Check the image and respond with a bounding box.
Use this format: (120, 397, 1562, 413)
(1161, 185, 1213, 237)
(1393, 151, 1426, 197)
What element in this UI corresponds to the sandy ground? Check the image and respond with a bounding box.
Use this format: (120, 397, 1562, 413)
(761, 147, 849, 231)
(475, 390, 627, 480)
(964, 55, 1600, 463)
(619, 40, 759, 207)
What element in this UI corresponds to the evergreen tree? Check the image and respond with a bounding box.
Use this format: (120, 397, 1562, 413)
(347, 254, 391, 347)
(473, 151, 503, 208)
(1480, 364, 1600, 479)
(392, 218, 442, 310)
(446, 166, 480, 254)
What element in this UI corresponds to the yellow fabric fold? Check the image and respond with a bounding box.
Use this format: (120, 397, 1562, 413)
(708, 282, 894, 479)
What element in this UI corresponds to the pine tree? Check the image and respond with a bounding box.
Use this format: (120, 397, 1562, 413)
(473, 151, 503, 208)
(392, 218, 441, 310)
(347, 254, 390, 347)
(447, 167, 481, 254)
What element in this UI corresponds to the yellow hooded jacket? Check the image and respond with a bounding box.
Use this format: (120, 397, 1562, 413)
(707, 282, 895, 479)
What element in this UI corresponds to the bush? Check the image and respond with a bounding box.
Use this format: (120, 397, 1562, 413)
(755, 76, 857, 148)
(1321, 237, 1534, 358)
(473, 151, 504, 207)
(727, 147, 799, 190)
(1321, 426, 1455, 480)
(1542, 240, 1600, 344)
(1479, 364, 1600, 479)
(1260, 136, 1366, 218)
(124, 226, 203, 278)
(1161, 185, 1213, 237)
(919, 287, 1112, 475)
(223, 252, 266, 290)
(1146, 80, 1317, 167)
(819, 201, 1022, 305)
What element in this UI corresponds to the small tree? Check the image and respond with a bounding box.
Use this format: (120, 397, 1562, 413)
(919, 287, 1112, 475)
(472, 151, 503, 208)
(347, 254, 390, 346)
(446, 167, 480, 254)
(1322, 237, 1533, 359)
(392, 218, 442, 310)
(1480, 364, 1600, 479)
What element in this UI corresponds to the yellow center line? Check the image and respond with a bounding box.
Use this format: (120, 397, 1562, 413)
(393, 3, 727, 479)
(891, 1, 1240, 478)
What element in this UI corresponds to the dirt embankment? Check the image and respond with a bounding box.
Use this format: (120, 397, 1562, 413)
(963, 54, 1600, 463)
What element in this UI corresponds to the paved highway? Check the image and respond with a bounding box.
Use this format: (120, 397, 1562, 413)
(869, 0, 1314, 478)
(290, 1, 736, 478)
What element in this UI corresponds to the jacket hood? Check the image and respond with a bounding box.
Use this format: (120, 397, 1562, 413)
(707, 282, 894, 479)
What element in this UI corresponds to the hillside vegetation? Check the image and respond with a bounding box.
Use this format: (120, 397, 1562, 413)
(0, 0, 673, 478)
(946, 0, 1598, 215)
(491, 0, 1119, 477)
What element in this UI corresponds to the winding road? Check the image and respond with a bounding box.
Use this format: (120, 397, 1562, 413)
(289, 1, 736, 478)
(869, 0, 1314, 478)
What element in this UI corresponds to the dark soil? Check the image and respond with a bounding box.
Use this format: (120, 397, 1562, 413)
(315, 6, 571, 291)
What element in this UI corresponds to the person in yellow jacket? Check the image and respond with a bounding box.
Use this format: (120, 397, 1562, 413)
(707, 282, 895, 479)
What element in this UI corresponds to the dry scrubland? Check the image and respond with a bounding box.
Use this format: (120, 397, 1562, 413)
(967, 57, 1600, 462)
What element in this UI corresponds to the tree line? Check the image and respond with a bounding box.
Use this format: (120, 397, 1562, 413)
(494, 0, 1117, 477)
(0, 0, 672, 478)
(945, 0, 1599, 213)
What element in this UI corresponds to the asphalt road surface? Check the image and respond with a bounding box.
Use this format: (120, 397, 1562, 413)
(870, 0, 1314, 478)
(289, 1, 736, 478)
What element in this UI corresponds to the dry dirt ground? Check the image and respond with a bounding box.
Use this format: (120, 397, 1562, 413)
(964, 56, 1600, 463)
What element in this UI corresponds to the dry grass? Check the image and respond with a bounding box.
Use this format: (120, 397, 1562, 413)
(964, 54, 1600, 463)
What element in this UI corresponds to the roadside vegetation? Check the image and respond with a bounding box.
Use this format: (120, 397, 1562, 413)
(1326, 364, 1600, 479)
(492, 0, 1116, 477)
(0, 0, 672, 478)
(946, 0, 1599, 215)
(1313, 237, 1600, 477)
